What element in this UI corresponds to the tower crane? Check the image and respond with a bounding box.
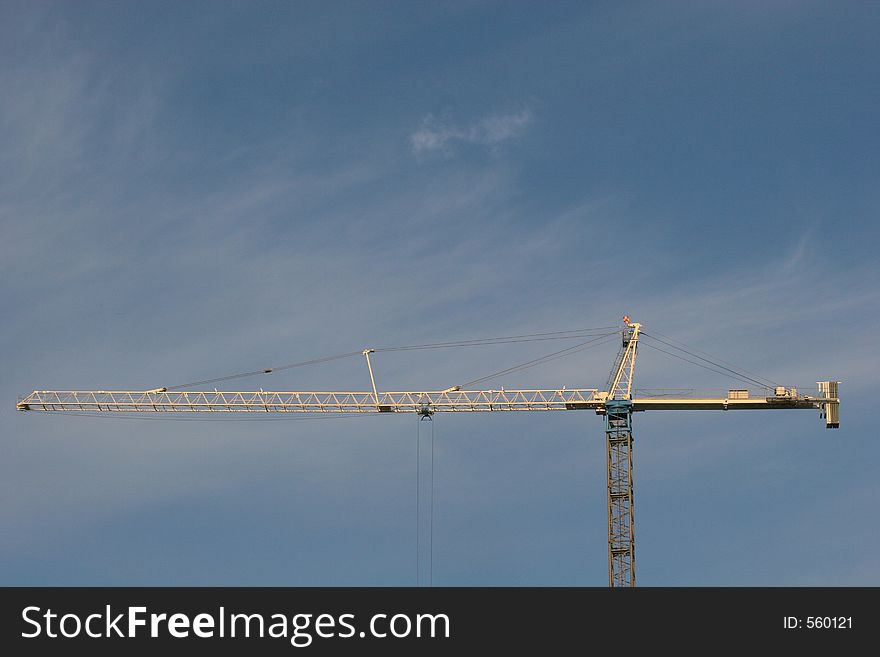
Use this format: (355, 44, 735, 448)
(16, 319, 840, 587)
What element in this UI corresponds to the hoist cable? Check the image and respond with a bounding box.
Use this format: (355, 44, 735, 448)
(641, 329, 780, 388)
(430, 416, 435, 588)
(166, 351, 363, 390)
(374, 327, 619, 352)
(460, 331, 621, 388)
(640, 333, 775, 389)
(164, 326, 619, 390)
(639, 341, 768, 390)
(416, 417, 420, 587)
(416, 414, 435, 587)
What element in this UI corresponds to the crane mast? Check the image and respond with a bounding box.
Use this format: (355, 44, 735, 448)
(15, 319, 840, 586)
(602, 322, 640, 586)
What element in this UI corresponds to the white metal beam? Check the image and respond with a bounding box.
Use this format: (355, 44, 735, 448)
(16, 389, 836, 415)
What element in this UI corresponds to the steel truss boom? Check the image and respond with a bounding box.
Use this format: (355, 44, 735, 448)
(15, 388, 835, 414)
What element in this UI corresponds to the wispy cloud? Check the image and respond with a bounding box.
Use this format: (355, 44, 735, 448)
(409, 109, 532, 154)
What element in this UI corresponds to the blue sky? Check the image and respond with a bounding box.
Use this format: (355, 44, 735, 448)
(2, 1, 878, 585)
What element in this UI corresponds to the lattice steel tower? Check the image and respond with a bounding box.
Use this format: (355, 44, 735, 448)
(602, 322, 640, 586)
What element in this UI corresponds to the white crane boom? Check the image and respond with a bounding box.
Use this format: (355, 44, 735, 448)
(15, 387, 837, 417)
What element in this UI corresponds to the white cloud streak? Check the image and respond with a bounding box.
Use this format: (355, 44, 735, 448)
(410, 109, 532, 154)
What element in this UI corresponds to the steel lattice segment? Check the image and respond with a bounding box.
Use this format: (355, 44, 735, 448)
(16, 389, 835, 414)
(605, 400, 635, 587)
(16, 388, 603, 413)
(607, 324, 641, 400)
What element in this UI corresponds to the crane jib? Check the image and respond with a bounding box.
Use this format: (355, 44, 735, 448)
(17, 387, 840, 427)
